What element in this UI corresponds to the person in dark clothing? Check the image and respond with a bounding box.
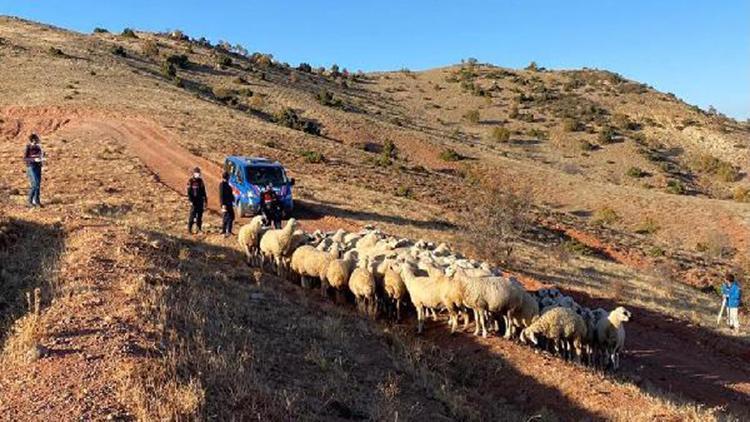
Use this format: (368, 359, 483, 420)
(219, 172, 235, 237)
(260, 183, 282, 229)
(23, 133, 44, 207)
(187, 167, 208, 234)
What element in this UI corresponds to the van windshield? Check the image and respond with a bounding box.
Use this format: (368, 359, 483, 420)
(245, 166, 288, 187)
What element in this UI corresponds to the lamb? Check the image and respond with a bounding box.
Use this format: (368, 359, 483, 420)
(258, 218, 299, 276)
(521, 307, 588, 362)
(595, 306, 632, 370)
(237, 215, 266, 267)
(323, 249, 358, 301)
(348, 257, 377, 317)
(399, 261, 461, 334)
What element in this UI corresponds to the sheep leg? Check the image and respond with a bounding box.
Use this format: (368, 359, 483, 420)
(416, 306, 424, 334)
(472, 309, 481, 336)
(396, 299, 401, 322)
(462, 310, 471, 330)
(479, 310, 488, 338)
(502, 313, 512, 339)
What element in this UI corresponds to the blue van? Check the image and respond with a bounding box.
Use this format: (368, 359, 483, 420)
(223, 156, 295, 217)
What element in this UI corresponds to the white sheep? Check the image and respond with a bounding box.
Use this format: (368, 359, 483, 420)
(509, 290, 540, 338)
(595, 306, 632, 370)
(290, 242, 340, 288)
(237, 215, 266, 266)
(452, 268, 524, 338)
(521, 307, 588, 362)
(349, 257, 377, 317)
(258, 218, 299, 276)
(382, 259, 407, 321)
(323, 249, 358, 301)
(399, 261, 461, 334)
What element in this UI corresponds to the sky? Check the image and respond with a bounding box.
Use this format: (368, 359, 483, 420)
(2, 1, 748, 119)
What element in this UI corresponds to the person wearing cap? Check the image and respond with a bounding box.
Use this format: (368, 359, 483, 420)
(187, 167, 208, 234)
(721, 273, 742, 332)
(23, 133, 44, 207)
(219, 172, 235, 237)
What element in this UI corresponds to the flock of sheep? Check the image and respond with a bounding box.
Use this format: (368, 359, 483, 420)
(238, 217, 632, 370)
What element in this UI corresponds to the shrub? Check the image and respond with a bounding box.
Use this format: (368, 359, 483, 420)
(316, 89, 343, 108)
(48, 46, 64, 56)
(562, 118, 583, 132)
(382, 140, 396, 158)
(695, 233, 734, 259)
(527, 128, 548, 140)
(166, 54, 189, 69)
(509, 104, 520, 119)
(525, 61, 539, 72)
(598, 125, 616, 144)
(439, 149, 462, 161)
(142, 40, 159, 57)
(579, 140, 596, 151)
(490, 126, 511, 143)
(593, 207, 619, 225)
(297, 62, 312, 73)
(666, 179, 686, 195)
(161, 61, 177, 79)
(612, 113, 639, 130)
(110, 45, 126, 57)
(463, 109, 480, 124)
(692, 154, 740, 182)
(733, 186, 750, 202)
(212, 87, 236, 102)
(635, 218, 660, 235)
(395, 185, 413, 198)
(626, 167, 646, 178)
(93, 27, 109, 34)
(274, 108, 321, 135)
(300, 150, 324, 163)
(121, 28, 138, 38)
(216, 55, 232, 67)
(561, 238, 595, 256)
(647, 246, 666, 257)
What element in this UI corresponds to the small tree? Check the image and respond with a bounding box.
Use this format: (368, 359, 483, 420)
(121, 28, 138, 38)
(161, 61, 177, 79)
(93, 27, 109, 34)
(297, 62, 312, 73)
(469, 183, 533, 265)
(166, 54, 190, 68)
(525, 61, 539, 72)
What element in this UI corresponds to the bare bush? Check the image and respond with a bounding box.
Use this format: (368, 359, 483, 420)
(468, 181, 533, 265)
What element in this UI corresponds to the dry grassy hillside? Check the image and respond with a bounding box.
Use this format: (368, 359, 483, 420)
(1, 16, 749, 420)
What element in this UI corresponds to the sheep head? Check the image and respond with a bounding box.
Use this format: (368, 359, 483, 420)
(610, 306, 632, 323)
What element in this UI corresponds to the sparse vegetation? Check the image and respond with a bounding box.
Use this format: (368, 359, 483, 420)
(635, 218, 660, 235)
(166, 54, 189, 69)
(579, 140, 596, 151)
(666, 179, 687, 195)
(562, 118, 583, 132)
(93, 27, 109, 34)
(395, 185, 413, 198)
(439, 148, 462, 162)
(489, 126, 511, 143)
(598, 126, 616, 144)
(692, 154, 740, 182)
(463, 109, 480, 124)
(593, 207, 619, 225)
(626, 167, 646, 178)
(274, 108, 321, 135)
(733, 186, 750, 202)
(316, 89, 343, 108)
(161, 61, 177, 79)
(299, 149, 324, 163)
(110, 45, 126, 57)
(48, 46, 64, 57)
(142, 40, 159, 57)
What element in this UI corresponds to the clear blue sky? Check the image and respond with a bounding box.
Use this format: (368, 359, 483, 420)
(3, 1, 749, 119)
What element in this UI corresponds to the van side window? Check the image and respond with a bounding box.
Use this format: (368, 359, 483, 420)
(235, 165, 244, 183)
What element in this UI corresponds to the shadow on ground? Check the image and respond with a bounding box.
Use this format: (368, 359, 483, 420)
(0, 217, 65, 342)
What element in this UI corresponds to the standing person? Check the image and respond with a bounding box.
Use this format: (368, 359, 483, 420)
(219, 172, 235, 237)
(23, 133, 44, 207)
(187, 167, 208, 234)
(721, 273, 742, 332)
(260, 183, 281, 229)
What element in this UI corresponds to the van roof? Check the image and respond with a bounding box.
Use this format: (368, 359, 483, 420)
(227, 156, 282, 167)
